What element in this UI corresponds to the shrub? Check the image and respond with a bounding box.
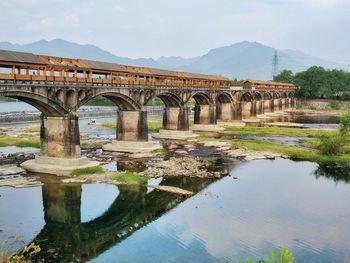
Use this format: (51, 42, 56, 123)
(339, 110, 350, 135)
(328, 100, 341, 110)
(318, 133, 345, 155)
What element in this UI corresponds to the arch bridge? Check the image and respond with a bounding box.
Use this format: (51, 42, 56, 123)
(0, 50, 297, 173)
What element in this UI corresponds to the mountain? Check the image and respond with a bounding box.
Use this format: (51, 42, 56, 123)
(177, 41, 350, 80)
(0, 39, 163, 68)
(0, 39, 348, 80)
(156, 56, 200, 68)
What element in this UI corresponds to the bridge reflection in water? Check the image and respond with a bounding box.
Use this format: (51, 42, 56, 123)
(31, 177, 215, 262)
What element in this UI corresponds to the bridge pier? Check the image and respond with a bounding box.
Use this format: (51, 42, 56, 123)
(192, 104, 225, 132)
(154, 106, 199, 140)
(103, 109, 161, 153)
(21, 114, 99, 176)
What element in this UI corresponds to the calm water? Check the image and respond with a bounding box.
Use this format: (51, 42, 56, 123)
(1, 159, 349, 262)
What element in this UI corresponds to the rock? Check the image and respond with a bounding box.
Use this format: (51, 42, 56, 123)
(149, 185, 194, 195)
(174, 150, 188, 156)
(244, 151, 281, 161)
(0, 165, 26, 176)
(201, 141, 231, 148)
(140, 157, 221, 178)
(129, 152, 155, 159)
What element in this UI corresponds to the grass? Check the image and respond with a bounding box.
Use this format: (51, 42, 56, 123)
(223, 125, 334, 138)
(111, 171, 148, 185)
(70, 166, 105, 177)
(151, 147, 167, 154)
(101, 119, 163, 133)
(231, 138, 350, 164)
(0, 134, 40, 148)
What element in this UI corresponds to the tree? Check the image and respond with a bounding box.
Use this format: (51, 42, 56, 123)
(273, 70, 294, 84)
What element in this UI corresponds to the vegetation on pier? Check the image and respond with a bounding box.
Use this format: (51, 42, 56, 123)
(111, 171, 148, 185)
(71, 166, 105, 177)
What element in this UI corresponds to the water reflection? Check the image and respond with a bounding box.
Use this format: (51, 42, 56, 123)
(314, 164, 350, 184)
(23, 178, 214, 262)
(1, 159, 350, 263)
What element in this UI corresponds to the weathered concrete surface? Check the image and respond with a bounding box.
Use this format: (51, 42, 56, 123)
(153, 129, 199, 140)
(40, 114, 81, 158)
(117, 110, 148, 141)
(21, 156, 99, 176)
(191, 124, 225, 132)
(218, 121, 246, 127)
(163, 107, 189, 131)
(194, 104, 216, 125)
(0, 164, 26, 176)
(103, 140, 162, 153)
(217, 103, 233, 121)
(265, 122, 304, 128)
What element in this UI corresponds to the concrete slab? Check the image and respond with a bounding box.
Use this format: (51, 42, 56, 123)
(218, 121, 246, 127)
(191, 124, 225, 132)
(103, 140, 162, 153)
(21, 156, 100, 176)
(152, 129, 200, 140)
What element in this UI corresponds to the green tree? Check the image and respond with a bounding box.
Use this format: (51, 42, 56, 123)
(273, 70, 294, 84)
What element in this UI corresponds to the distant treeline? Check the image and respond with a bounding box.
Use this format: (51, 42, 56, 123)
(273, 66, 350, 99)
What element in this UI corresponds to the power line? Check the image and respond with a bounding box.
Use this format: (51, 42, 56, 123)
(272, 50, 279, 79)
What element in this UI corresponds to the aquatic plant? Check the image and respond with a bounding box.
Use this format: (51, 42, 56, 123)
(111, 171, 148, 185)
(70, 166, 105, 177)
(245, 248, 294, 263)
(1, 234, 41, 263)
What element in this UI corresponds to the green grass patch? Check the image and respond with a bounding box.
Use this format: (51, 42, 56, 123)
(231, 138, 350, 164)
(81, 143, 92, 150)
(223, 126, 334, 138)
(70, 166, 105, 177)
(0, 134, 40, 148)
(111, 171, 148, 185)
(151, 147, 167, 154)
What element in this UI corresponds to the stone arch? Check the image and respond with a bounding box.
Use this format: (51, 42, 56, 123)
(66, 89, 77, 109)
(240, 91, 256, 118)
(190, 92, 214, 105)
(79, 92, 141, 111)
(190, 92, 216, 125)
(146, 91, 185, 108)
(0, 90, 68, 116)
(215, 92, 235, 121)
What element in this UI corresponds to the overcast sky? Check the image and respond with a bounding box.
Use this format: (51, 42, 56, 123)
(0, 0, 349, 61)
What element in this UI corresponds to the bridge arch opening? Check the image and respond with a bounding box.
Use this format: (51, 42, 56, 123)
(189, 92, 216, 125)
(215, 92, 234, 121)
(0, 91, 69, 116)
(145, 92, 188, 131)
(240, 92, 256, 119)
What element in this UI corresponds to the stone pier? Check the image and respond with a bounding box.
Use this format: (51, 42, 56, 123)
(21, 114, 99, 176)
(153, 106, 199, 140)
(192, 104, 224, 132)
(103, 109, 162, 153)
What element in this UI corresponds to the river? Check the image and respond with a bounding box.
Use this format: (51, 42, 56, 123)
(1, 102, 350, 262)
(0, 159, 349, 262)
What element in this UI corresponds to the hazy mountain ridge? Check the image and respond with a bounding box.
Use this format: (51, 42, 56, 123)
(0, 39, 348, 80)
